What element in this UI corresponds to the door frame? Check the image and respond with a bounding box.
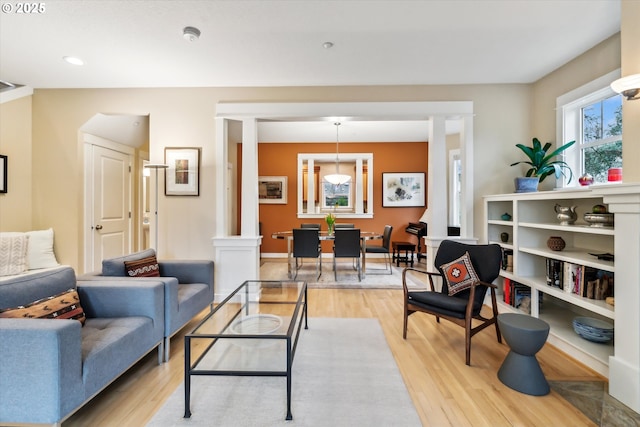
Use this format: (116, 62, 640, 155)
(214, 101, 475, 238)
(139, 150, 149, 251)
(211, 101, 474, 300)
(82, 133, 134, 273)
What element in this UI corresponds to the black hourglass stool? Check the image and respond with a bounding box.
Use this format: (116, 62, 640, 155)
(497, 313, 550, 396)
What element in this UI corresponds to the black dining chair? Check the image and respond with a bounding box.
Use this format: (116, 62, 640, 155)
(364, 225, 393, 274)
(293, 228, 322, 280)
(334, 223, 355, 229)
(333, 228, 361, 281)
(300, 223, 322, 258)
(300, 223, 321, 229)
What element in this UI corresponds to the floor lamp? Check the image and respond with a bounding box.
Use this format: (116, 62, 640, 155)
(144, 163, 168, 254)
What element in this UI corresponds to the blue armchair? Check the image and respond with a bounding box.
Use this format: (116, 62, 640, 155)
(80, 249, 214, 361)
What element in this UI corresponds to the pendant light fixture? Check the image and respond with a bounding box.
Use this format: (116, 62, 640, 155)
(324, 122, 351, 185)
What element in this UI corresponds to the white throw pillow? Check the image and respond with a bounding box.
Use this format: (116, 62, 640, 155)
(0, 234, 29, 276)
(25, 228, 59, 269)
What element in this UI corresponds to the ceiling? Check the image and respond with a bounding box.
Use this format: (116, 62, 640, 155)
(0, 0, 620, 89)
(80, 113, 150, 148)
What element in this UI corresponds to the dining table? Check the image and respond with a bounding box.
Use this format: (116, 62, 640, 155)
(271, 230, 383, 279)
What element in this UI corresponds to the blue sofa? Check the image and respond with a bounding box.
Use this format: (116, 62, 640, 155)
(80, 249, 215, 361)
(0, 266, 165, 426)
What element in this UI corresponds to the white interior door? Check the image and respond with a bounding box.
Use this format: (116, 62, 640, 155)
(90, 144, 131, 271)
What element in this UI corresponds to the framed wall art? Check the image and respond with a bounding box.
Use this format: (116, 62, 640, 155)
(382, 172, 425, 207)
(164, 147, 200, 196)
(0, 155, 6, 193)
(258, 176, 287, 204)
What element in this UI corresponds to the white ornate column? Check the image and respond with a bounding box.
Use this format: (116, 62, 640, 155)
(424, 114, 476, 272)
(460, 115, 474, 237)
(604, 184, 640, 413)
(424, 116, 449, 272)
(212, 118, 262, 301)
(240, 119, 260, 237)
(427, 116, 447, 238)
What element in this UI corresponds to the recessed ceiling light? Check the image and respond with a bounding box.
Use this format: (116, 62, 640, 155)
(63, 56, 84, 66)
(323, 42, 334, 49)
(183, 26, 201, 42)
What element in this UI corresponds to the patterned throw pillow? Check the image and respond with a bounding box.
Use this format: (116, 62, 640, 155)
(0, 288, 86, 325)
(0, 234, 29, 276)
(439, 251, 480, 296)
(124, 255, 160, 277)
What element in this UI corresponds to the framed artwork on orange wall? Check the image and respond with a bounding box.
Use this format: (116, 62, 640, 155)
(382, 172, 425, 207)
(258, 176, 287, 204)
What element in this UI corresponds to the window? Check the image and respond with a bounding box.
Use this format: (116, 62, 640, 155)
(581, 95, 622, 183)
(557, 70, 622, 187)
(322, 182, 352, 209)
(297, 153, 373, 218)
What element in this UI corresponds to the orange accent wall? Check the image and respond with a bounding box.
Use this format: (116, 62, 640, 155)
(240, 142, 429, 254)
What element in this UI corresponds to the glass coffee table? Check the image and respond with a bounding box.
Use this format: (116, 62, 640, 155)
(184, 280, 308, 421)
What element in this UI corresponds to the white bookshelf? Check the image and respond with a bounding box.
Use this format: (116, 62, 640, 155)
(484, 185, 640, 384)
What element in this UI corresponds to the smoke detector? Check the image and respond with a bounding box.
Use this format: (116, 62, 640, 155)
(183, 26, 201, 42)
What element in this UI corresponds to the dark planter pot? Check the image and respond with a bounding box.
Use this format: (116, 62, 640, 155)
(514, 177, 539, 193)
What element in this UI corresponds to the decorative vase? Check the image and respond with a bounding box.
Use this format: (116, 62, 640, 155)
(578, 173, 594, 186)
(554, 204, 577, 225)
(327, 223, 334, 236)
(501, 213, 512, 221)
(514, 177, 539, 193)
(547, 236, 566, 251)
(500, 232, 509, 243)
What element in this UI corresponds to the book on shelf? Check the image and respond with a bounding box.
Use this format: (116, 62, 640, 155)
(545, 258, 563, 290)
(502, 279, 541, 314)
(503, 277, 511, 304)
(563, 262, 580, 294)
(581, 265, 598, 297)
(544, 257, 614, 300)
(544, 258, 553, 288)
(580, 266, 614, 300)
(513, 283, 532, 314)
(501, 248, 513, 272)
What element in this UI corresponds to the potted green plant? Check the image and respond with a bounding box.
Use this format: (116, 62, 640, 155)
(510, 137, 575, 192)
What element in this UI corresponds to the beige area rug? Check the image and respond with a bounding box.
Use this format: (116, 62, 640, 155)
(146, 318, 421, 427)
(259, 260, 428, 289)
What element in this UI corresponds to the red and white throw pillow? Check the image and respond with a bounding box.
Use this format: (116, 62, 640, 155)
(439, 251, 480, 296)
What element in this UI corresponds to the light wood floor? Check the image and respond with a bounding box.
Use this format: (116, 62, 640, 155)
(63, 287, 601, 427)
